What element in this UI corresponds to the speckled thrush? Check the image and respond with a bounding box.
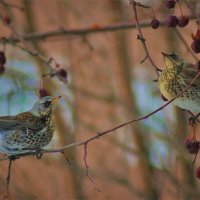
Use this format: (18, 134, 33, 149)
(0, 96, 61, 156)
(158, 52, 200, 112)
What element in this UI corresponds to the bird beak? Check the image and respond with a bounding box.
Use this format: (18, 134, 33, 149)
(51, 96, 61, 104)
(161, 52, 169, 57)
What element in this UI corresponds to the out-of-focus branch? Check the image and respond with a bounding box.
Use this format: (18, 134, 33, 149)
(3, 16, 195, 43)
(0, 0, 24, 11)
(1, 37, 68, 83)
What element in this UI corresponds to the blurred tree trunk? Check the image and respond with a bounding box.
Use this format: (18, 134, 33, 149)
(109, 1, 159, 199)
(22, 1, 85, 199)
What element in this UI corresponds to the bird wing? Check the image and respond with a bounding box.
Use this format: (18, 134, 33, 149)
(180, 62, 200, 88)
(0, 118, 42, 132)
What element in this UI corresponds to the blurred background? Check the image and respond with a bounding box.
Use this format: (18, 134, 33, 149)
(0, 0, 199, 199)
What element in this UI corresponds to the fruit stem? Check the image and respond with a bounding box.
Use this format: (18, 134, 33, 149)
(177, 1, 183, 16)
(150, 6, 156, 19)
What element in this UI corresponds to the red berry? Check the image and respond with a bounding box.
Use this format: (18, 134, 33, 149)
(191, 40, 200, 53)
(196, 167, 200, 179)
(165, 15, 178, 27)
(195, 61, 200, 71)
(192, 28, 200, 41)
(58, 68, 67, 79)
(184, 138, 200, 154)
(178, 16, 189, 27)
(39, 88, 50, 98)
(164, 0, 176, 9)
(151, 18, 160, 29)
(3, 16, 11, 24)
(0, 51, 6, 65)
(0, 65, 5, 75)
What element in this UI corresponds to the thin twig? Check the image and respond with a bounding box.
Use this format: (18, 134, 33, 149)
(5, 159, 12, 199)
(83, 143, 100, 192)
(0, 71, 199, 161)
(174, 28, 199, 61)
(0, 0, 24, 11)
(129, 0, 161, 80)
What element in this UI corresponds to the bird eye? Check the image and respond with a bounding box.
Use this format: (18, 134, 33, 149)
(170, 54, 177, 59)
(44, 101, 51, 107)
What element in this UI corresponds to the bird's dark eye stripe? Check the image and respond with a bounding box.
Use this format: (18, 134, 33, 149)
(44, 101, 51, 107)
(170, 54, 177, 59)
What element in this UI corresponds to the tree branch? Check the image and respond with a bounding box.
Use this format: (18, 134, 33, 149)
(129, 0, 161, 80)
(1, 70, 199, 161)
(4, 16, 195, 43)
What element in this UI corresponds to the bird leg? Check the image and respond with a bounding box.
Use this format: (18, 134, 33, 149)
(20, 147, 43, 159)
(187, 111, 200, 123)
(8, 155, 20, 161)
(195, 112, 200, 120)
(35, 148, 43, 159)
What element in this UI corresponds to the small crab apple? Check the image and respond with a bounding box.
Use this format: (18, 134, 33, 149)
(151, 18, 160, 29)
(0, 65, 5, 75)
(164, 0, 176, 9)
(178, 15, 189, 28)
(191, 40, 200, 53)
(0, 51, 6, 65)
(196, 167, 200, 179)
(3, 16, 11, 24)
(165, 15, 178, 27)
(184, 137, 200, 154)
(39, 88, 50, 98)
(57, 68, 67, 79)
(191, 27, 200, 53)
(195, 60, 200, 71)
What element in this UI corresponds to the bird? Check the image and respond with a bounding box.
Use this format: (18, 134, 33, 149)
(158, 52, 200, 113)
(0, 96, 61, 156)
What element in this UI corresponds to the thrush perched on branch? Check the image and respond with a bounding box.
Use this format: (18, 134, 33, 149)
(0, 96, 61, 156)
(158, 52, 200, 138)
(158, 52, 200, 112)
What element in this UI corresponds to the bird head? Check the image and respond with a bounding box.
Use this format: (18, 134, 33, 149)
(161, 52, 184, 70)
(30, 96, 61, 117)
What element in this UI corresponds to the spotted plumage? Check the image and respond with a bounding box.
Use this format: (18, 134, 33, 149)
(0, 96, 61, 155)
(158, 52, 200, 112)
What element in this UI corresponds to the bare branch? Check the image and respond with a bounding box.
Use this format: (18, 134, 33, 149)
(1, 16, 194, 43)
(0, 71, 199, 161)
(129, 0, 161, 80)
(4, 159, 12, 199)
(83, 143, 100, 192)
(0, 0, 24, 11)
(174, 28, 199, 61)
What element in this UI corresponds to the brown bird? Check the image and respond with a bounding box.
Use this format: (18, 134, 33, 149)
(0, 96, 61, 156)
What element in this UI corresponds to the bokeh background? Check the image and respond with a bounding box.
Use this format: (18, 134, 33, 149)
(0, 0, 199, 199)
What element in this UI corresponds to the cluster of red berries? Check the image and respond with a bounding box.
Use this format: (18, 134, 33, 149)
(0, 51, 6, 75)
(151, 0, 189, 29)
(184, 137, 200, 179)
